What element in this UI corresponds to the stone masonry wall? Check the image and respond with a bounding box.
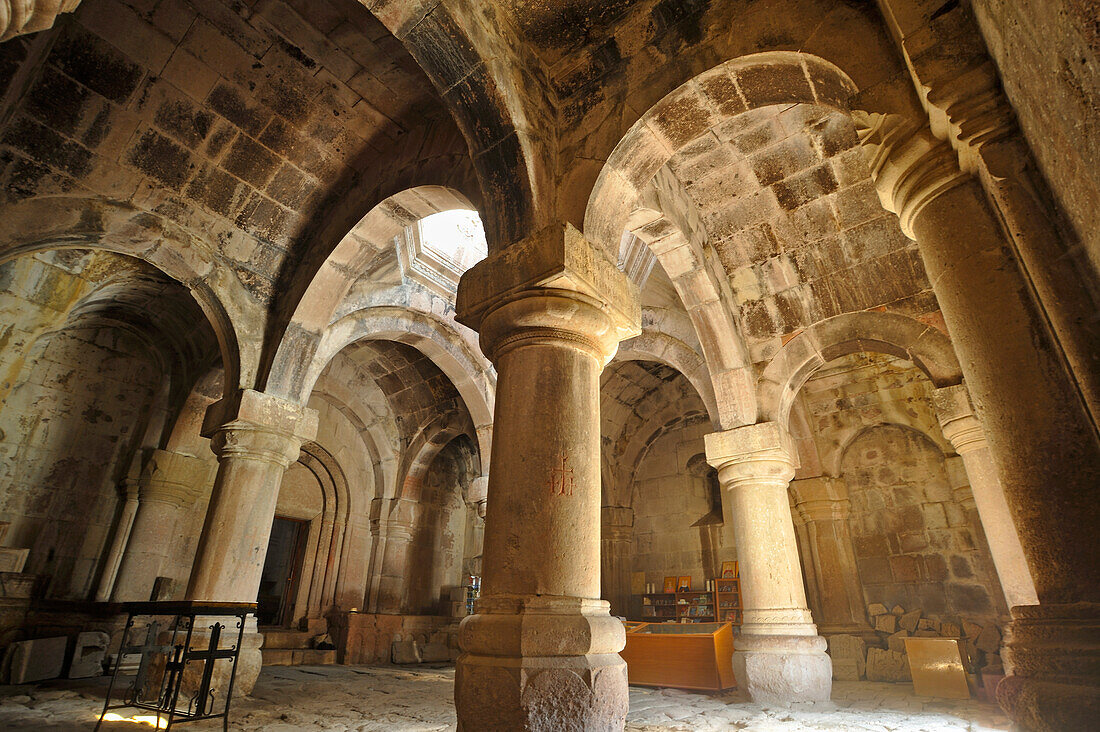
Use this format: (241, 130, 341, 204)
(630, 418, 736, 594)
(0, 253, 163, 598)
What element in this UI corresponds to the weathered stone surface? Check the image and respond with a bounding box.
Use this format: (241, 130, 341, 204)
(392, 639, 421, 665)
(900, 610, 922, 633)
(67, 631, 109, 678)
(976, 625, 1002, 653)
(887, 630, 910, 654)
(3, 637, 67, 683)
(827, 634, 866, 681)
(875, 614, 898, 633)
(867, 603, 889, 617)
(866, 647, 912, 682)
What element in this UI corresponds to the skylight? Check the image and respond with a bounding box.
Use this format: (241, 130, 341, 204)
(397, 209, 487, 298)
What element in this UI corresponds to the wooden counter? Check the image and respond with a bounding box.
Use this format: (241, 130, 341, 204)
(620, 622, 737, 691)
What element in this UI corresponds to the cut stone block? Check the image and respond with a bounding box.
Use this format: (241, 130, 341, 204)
(867, 603, 888, 617)
(890, 604, 905, 616)
(827, 634, 866, 680)
(963, 620, 983, 639)
(68, 631, 109, 678)
(875, 613, 898, 633)
(940, 622, 961, 638)
(887, 630, 910, 653)
(899, 610, 921, 632)
(420, 642, 450, 663)
(391, 639, 421, 664)
(918, 618, 939, 631)
(3, 637, 67, 683)
(866, 647, 911, 682)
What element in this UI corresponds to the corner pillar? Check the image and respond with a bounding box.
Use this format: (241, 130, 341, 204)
(453, 222, 639, 731)
(860, 115, 1100, 730)
(374, 499, 418, 614)
(789, 477, 869, 636)
(705, 423, 832, 703)
(601, 506, 634, 619)
(185, 389, 317, 694)
(112, 450, 210, 602)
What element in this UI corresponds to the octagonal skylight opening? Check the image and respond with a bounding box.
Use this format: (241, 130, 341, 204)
(398, 209, 487, 298)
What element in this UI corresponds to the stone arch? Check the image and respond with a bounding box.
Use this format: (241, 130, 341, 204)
(0, 196, 244, 397)
(759, 310, 963, 430)
(296, 307, 494, 464)
(397, 412, 477, 503)
(362, 2, 546, 249)
(294, 442, 353, 623)
(584, 51, 857, 250)
(616, 330, 719, 426)
(266, 185, 484, 399)
(830, 420, 953, 480)
(584, 53, 859, 429)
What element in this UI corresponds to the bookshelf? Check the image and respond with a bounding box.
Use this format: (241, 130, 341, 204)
(715, 567, 742, 628)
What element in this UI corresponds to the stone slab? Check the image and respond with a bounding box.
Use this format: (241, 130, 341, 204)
(3, 636, 67, 683)
(68, 631, 109, 678)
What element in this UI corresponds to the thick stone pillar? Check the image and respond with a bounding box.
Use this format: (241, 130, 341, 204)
(375, 511, 416, 615)
(600, 506, 634, 619)
(860, 115, 1100, 730)
(185, 389, 317, 694)
(705, 423, 832, 703)
(789, 477, 869, 636)
(112, 450, 208, 602)
(453, 222, 639, 731)
(933, 385, 1037, 609)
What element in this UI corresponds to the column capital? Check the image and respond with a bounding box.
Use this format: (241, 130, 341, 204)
(1, 0, 82, 42)
(456, 221, 640, 364)
(789, 476, 851, 522)
(467, 475, 489, 505)
(202, 389, 318, 469)
(139, 449, 210, 508)
(932, 383, 988, 455)
(853, 112, 970, 239)
(705, 422, 798, 486)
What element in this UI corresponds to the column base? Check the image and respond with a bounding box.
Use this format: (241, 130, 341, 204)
(733, 634, 832, 704)
(454, 596, 628, 731)
(998, 603, 1100, 732)
(182, 617, 264, 701)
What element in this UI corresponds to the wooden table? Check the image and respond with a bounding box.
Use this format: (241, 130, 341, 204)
(620, 621, 737, 691)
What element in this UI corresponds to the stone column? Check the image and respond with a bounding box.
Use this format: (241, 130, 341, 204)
(0, 0, 82, 42)
(859, 115, 1100, 730)
(94, 476, 140, 602)
(705, 422, 832, 703)
(112, 450, 208, 602)
(185, 389, 317, 694)
(453, 222, 639, 731)
(375, 503, 417, 615)
(601, 506, 634, 619)
(789, 477, 869, 636)
(934, 386, 1038, 609)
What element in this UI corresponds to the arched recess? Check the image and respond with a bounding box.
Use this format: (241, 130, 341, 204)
(759, 310, 963, 431)
(266, 185, 484, 399)
(0, 196, 244, 397)
(294, 306, 494, 464)
(616, 330, 719, 426)
(293, 441, 353, 624)
(583, 53, 862, 429)
(397, 412, 479, 504)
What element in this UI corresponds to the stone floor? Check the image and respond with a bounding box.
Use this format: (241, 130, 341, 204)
(0, 664, 1011, 731)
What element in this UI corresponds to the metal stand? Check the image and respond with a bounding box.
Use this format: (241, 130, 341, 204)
(94, 601, 255, 731)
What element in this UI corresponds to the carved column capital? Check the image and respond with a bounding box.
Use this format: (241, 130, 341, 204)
(601, 505, 634, 545)
(457, 221, 640, 366)
(853, 112, 970, 239)
(138, 449, 210, 508)
(705, 422, 798, 490)
(203, 389, 318, 469)
(1, 0, 82, 42)
(932, 384, 988, 455)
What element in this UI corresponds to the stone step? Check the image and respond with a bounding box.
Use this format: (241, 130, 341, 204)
(261, 648, 337, 667)
(261, 629, 313, 650)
